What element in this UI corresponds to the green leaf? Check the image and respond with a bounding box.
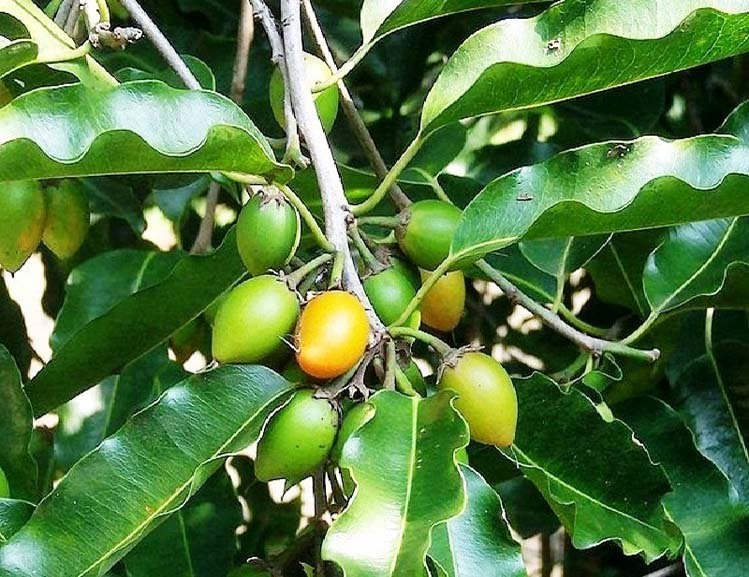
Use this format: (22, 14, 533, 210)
(152, 176, 211, 223)
(506, 374, 680, 561)
(0, 365, 293, 577)
(0, 0, 114, 85)
(322, 390, 469, 577)
(0, 279, 31, 385)
(54, 349, 177, 471)
(0, 39, 37, 79)
(0, 346, 36, 502)
(422, 2, 749, 131)
(586, 231, 661, 316)
(479, 247, 556, 304)
(429, 465, 525, 577)
(360, 0, 545, 45)
(0, 80, 291, 183)
(81, 178, 147, 234)
(26, 230, 246, 417)
(124, 469, 242, 577)
(643, 218, 749, 315)
(451, 120, 749, 263)
(0, 499, 33, 544)
(51, 250, 182, 351)
(670, 314, 749, 502)
(618, 398, 749, 577)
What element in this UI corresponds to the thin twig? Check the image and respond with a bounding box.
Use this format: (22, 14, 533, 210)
(251, 0, 306, 166)
(477, 260, 660, 362)
(54, 0, 75, 27)
(118, 0, 201, 90)
(280, 0, 384, 334)
(301, 0, 411, 211)
(231, 0, 255, 103)
(312, 468, 328, 577)
(191, 2, 256, 254)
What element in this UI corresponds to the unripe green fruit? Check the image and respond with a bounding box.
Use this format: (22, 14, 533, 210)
(397, 200, 461, 271)
(256, 389, 339, 485)
(364, 264, 418, 326)
(212, 276, 299, 364)
(269, 53, 339, 133)
(0, 180, 46, 272)
(438, 352, 517, 447)
(0, 466, 9, 498)
(332, 401, 375, 462)
(42, 180, 90, 259)
(236, 191, 300, 276)
(204, 291, 229, 326)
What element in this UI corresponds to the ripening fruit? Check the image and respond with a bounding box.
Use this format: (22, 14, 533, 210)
(42, 180, 90, 259)
(0, 180, 46, 273)
(438, 352, 518, 447)
(236, 191, 300, 276)
(212, 276, 299, 364)
(296, 291, 370, 379)
(332, 401, 375, 462)
(420, 269, 465, 332)
(0, 466, 9, 498)
(255, 389, 339, 485)
(269, 53, 339, 133)
(397, 200, 461, 271)
(363, 263, 418, 326)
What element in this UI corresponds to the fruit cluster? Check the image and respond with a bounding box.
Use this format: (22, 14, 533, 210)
(0, 180, 90, 273)
(208, 182, 518, 485)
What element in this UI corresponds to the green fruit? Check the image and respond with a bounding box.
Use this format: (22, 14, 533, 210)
(236, 190, 300, 276)
(42, 180, 90, 259)
(269, 53, 339, 133)
(332, 401, 375, 462)
(256, 389, 339, 484)
(212, 276, 299, 364)
(0, 466, 9, 498)
(0, 180, 46, 272)
(438, 352, 517, 447)
(364, 264, 418, 326)
(402, 360, 427, 397)
(204, 291, 229, 325)
(397, 200, 461, 271)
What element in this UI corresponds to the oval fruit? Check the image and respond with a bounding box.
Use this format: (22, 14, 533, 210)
(0, 466, 9, 498)
(420, 269, 465, 332)
(438, 352, 518, 447)
(296, 291, 370, 379)
(236, 190, 300, 276)
(42, 180, 90, 259)
(0, 180, 46, 272)
(396, 200, 461, 271)
(363, 264, 417, 326)
(212, 276, 299, 364)
(255, 389, 339, 484)
(269, 53, 339, 133)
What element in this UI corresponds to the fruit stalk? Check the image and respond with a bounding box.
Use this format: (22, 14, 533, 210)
(280, 0, 384, 333)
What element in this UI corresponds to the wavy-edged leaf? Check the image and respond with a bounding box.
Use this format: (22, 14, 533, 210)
(0, 0, 114, 85)
(52, 250, 182, 351)
(506, 374, 680, 561)
(422, 2, 749, 131)
(123, 469, 242, 577)
(619, 398, 749, 577)
(0, 346, 36, 501)
(451, 130, 749, 263)
(0, 38, 36, 79)
(670, 314, 749, 502)
(0, 365, 293, 577)
(0, 80, 291, 183)
(26, 230, 246, 417)
(322, 390, 469, 577)
(429, 464, 525, 577)
(643, 218, 749, 315)
(360, 0, 543, 45)
(0, 499, 33, 544)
